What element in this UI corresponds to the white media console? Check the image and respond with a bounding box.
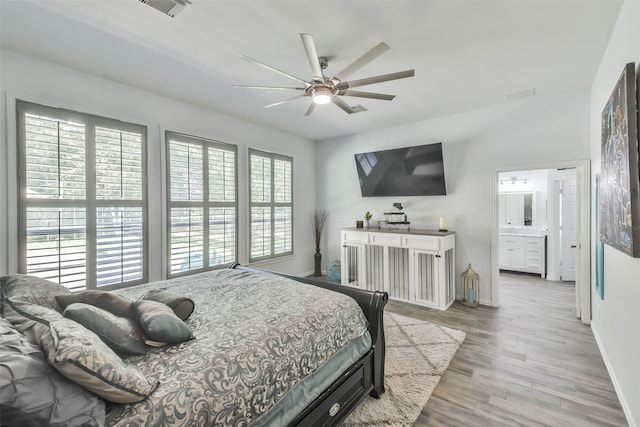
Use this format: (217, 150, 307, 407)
(340, 228, 456, 310)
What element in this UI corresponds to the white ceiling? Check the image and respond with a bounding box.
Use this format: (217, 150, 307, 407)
(0, 0, 622, 141)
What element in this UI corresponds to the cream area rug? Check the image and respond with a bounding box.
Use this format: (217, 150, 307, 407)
(343, 312, 466, 426)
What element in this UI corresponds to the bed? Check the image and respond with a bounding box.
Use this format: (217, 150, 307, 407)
(0, 264, 388, 426)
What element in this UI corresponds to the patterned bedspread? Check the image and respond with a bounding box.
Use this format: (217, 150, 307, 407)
(106, 268, 369, 426)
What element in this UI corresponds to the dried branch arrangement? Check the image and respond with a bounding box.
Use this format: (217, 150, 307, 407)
(312, 209, 328, 251)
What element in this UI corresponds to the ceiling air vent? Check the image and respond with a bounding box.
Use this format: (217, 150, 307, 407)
(139, 0, 191, 17)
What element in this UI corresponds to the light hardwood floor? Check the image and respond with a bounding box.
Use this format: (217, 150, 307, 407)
(386, 272, 628, 427)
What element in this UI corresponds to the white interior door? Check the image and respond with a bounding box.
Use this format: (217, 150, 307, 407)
(561, 177, 577, 281)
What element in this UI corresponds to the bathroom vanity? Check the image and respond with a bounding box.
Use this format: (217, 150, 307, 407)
(499, 233, 546, 277)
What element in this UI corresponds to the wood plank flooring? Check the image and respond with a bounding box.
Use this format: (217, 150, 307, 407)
(386, 272, 628, 427)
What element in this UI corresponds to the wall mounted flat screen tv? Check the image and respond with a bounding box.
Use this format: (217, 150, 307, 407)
(355, 143, 446, 197)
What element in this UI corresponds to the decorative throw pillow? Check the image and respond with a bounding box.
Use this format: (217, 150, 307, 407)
(3, 299, 158, 404)
(140, 289, 195, 321)
(0, 318, 106, 427)
(0, 274, 70, 314)
(56, 290, 133, 318)
(63, 303, 148, 355)
(2, 297, 63, 336)
(133, 300, 193, 345)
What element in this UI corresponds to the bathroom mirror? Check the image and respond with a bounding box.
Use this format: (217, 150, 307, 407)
(499, 192, 534, 227)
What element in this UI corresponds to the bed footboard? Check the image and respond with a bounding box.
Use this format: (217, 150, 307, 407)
(230, 264, 388, 404)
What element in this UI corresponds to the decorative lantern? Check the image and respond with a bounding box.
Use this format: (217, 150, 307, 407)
(461, 263, 480, 307)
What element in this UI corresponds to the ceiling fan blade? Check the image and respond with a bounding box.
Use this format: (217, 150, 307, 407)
(332, 42, 390, 82)
(300, 33, 324, 81)
(240, 54, 309, 86)
(332, 96, 355, 114)
(338, 90, 395, 101)
(264, 94, 307, 109)
(337, 69, 415, 90)
(304, 101, 316, 116)
(233, 85, 305, 90)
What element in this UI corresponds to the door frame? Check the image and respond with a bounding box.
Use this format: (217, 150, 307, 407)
(490, 159, 591, 324)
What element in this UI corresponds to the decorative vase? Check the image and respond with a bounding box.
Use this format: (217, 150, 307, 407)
(365, 220, 370, 229)
(314, 249, 322, 277)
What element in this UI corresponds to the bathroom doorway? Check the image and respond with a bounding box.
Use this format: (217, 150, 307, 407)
(491, 160, 590, 324)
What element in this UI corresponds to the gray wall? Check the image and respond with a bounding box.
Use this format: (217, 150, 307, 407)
(0, 48, 318, 279)
(316, 89, 590, 304)
(589, 1, 640, 424)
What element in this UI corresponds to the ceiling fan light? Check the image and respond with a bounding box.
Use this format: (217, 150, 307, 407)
(313, 94, 331, 104)
(313, 87, 332, 104)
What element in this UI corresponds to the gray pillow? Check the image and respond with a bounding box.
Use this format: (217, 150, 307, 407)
(133, 300, 193, 345)
(56, 290, 133, 318)
(1, 274, 70, 314)
(3, 299, 159, 404)
(140, 289, 195, 321)
(63, 303, 148, 355)
(0, 318, 106, 427)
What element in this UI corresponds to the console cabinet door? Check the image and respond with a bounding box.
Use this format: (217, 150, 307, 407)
(411, 249, 439, 307)
(341, 243, 365, 288)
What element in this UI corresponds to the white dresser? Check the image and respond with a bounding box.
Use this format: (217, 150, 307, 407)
(341, 228, 456, 310)
(499, 234, 546, 277)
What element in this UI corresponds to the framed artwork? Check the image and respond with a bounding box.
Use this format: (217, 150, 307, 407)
(600, 62, 640, 258)
(595, 173, 604, 300)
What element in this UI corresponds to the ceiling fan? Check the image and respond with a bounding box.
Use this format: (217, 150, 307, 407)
(233, 33, 415, 116)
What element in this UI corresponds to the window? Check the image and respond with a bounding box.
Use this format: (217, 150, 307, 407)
(17, 101, 147, 291)
(249, 149, 293, 262)
(166, 132, 237, 277)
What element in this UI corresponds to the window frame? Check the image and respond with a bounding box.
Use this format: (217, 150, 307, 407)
(16, 100, 148, 291)
(248, 148, 294, 263)
(165, 131, 238, 278)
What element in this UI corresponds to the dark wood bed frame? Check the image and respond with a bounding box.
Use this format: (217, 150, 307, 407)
(231, 265, 388, 427)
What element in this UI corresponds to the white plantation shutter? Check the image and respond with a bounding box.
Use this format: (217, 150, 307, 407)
(95, 125, 145, 286)
(274, 206, 292, 254)
(250, 206, 271, 259)
(24, 207, 87, 292)
(273, 158, 292, 255)
(169, 207, 204, 273)
(169, 141, 204, 202)
(168, 140, 204, 275)
(95, 127, 144, 200)
(208, 147, 236, 265)
(24, 114, 86, 199)
(167, 133, 237, 277)
(17, 101, 147, 290)
(249, 149, 293, 262)
(96, 207, 144, 286)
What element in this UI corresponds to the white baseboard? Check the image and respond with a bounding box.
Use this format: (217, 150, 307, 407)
(591, 324, 636, 427)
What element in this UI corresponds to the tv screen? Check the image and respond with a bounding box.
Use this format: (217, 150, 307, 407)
(354, 143, 446, 197)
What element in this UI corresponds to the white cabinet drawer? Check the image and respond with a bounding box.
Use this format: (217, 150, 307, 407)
(402, 235, 440, 251)
(342, 231, 369, 244)
(525, 238, 543, 248)
(499, 236, 524, 249)
(526, 255, 541, 264)
(370, 233, 402, 247)
(526, 248, 541, 256)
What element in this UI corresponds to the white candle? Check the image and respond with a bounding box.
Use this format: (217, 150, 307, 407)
(439, 217, 447, 230)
